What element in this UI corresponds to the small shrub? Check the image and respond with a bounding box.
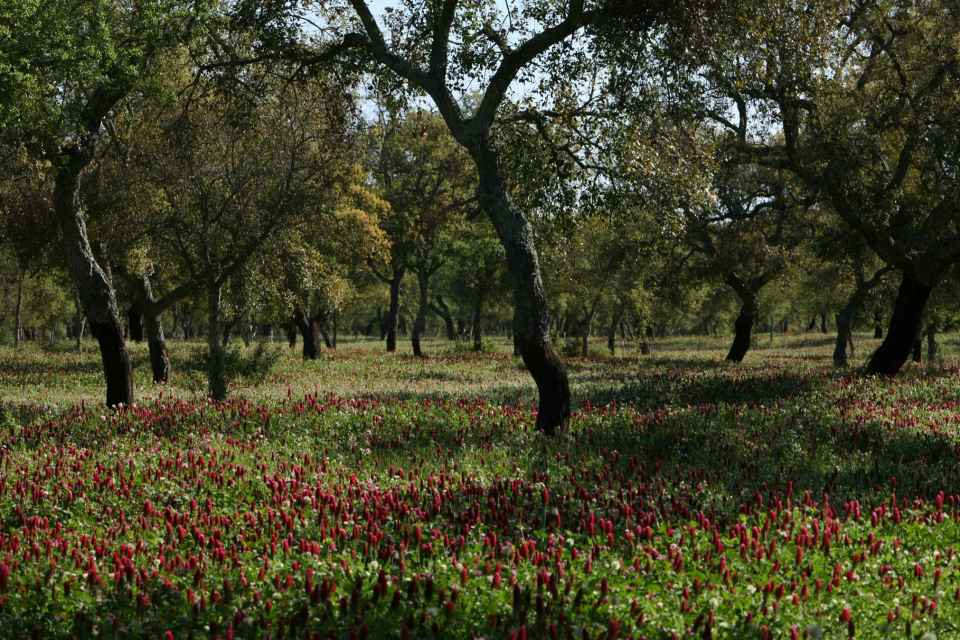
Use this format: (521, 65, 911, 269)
(178, 342, 282, 394)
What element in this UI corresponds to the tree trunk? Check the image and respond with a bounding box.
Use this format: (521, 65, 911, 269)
(474, 138, 569, 436)
(429, 296, 456, 341)
(292, 307, 328, 360)
(54, 162, 133, 407)
(608, 306, 624, 356)
(129, 309, 144, 343)
(513, 308, 521, 357)
(820, 313, 828, 334)
(386, 266, 406, 352)
(724, 273, 764, 363)
(332, 310, 338, 349)
(926, 322, 938, 364)
(286, 322, 297, 349)
(865, 273, 935, 375)
(73, 292, 86, 354)
(874, 309, 883, 339)
(207, 284, 227, 401)
(833, 310, 853, 367)
(144, 311, 170, 384)
(726, 291, 759, 362)
(14, 275, 24, 349)
(912, 324, 923, 363)
(412, 268, 430, 357)
(472, 302, 483, 351)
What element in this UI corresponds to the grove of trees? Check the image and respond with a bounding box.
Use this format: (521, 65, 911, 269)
(3, 0, 960, 434)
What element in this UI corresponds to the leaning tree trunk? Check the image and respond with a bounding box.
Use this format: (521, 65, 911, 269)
(207, 283, 227, 401)
(726, 290, 760, 363)
(475, 138, 569, 436)
(865, 273, 936, 375)
(54, 162, 133, 407)
(143, 311, 170, 384)
(386, 266, 406, 352)
(412, 269, 430, 357)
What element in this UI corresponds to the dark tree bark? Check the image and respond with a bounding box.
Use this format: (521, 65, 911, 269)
(865, 273, 935, 375)
(926, 322, 938, 364)
(820, 313, 828, 334)
(833, 266, 890, 367)
(513, 307, 521, 356)
(912, 323, 923, 363)
(54, 158, 133, 407)
(724, 273, 767, 363)
(428, 295, 456, 341)
(285, 322, 297, 349)
(374, 265, 406, 352)
(576, 298, 600, 357)
(412, 269, 429, 357)
(874, 309, 883, 339)
(129, 310, 144, 343)
(124, 274, 192, 385)
(292, 307, 331, 359)
(473, 138, 570, 435)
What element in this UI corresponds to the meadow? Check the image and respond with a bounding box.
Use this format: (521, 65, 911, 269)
(1, 333, 960, 639)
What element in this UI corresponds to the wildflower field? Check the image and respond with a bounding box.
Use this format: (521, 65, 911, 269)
(2, 335, 960, 639)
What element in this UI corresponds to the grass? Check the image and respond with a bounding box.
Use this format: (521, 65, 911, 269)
(0, 332, 959, 638)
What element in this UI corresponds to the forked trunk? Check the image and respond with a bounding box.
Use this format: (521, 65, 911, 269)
(865, 273, 935, 375)
(54, 161, 133, 407)
(474, 138, 569, 436)
(429, 296, 456, 341)
(293, 307, 329, 360)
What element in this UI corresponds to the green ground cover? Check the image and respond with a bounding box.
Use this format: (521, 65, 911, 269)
(1, 335, 960, 638)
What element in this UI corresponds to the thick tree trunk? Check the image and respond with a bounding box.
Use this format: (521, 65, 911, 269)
(412, 269, 430, 357)
(207, 284, 227, 401)
(820, 313, 828, 334)
(292, 307, 330, 360)
(513, 308, 521, 356)
(474, 138, 569, 436)
(129, 310, 144, 343)
(865, 273, 935, 375)
(833, 310, 853, 367)
(386, 267, 406, 352)
(724, 274, 764, 363)
(54, 162, 133, 407)
(14, 275, 24, 349)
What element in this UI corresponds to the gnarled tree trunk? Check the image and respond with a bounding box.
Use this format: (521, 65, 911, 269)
(292, 307, 331, 360)
(54, 161, 133, 407)
(474, 138, 569, 436)
(865, 273, 935, 375)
